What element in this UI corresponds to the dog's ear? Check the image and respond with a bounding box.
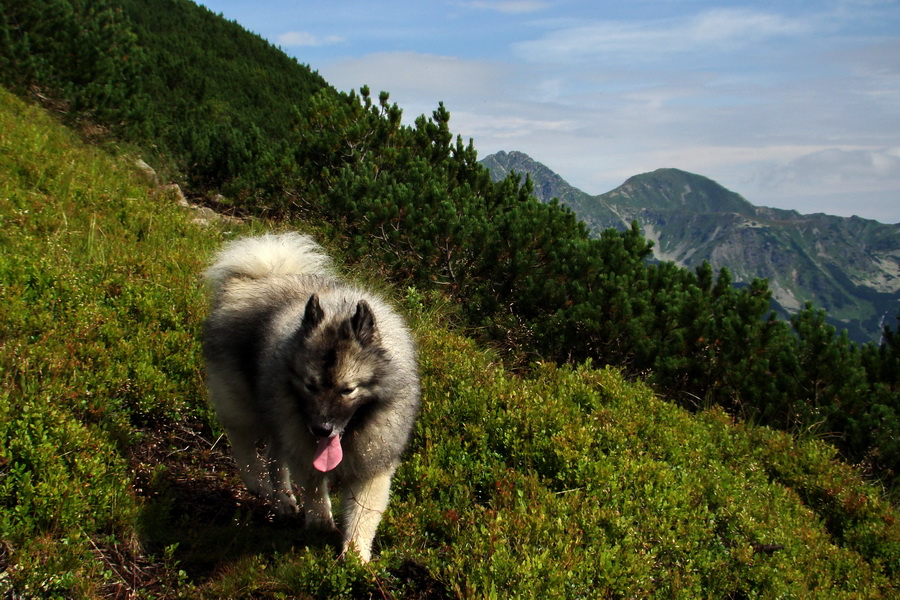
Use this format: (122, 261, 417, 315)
(350, 300, 376, 346)
(300, 294, 325, 337)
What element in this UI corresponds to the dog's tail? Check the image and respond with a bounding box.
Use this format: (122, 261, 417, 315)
(204, 232, 332, 293)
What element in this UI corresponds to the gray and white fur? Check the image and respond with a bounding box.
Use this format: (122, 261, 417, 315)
(203, 232, 420, 562)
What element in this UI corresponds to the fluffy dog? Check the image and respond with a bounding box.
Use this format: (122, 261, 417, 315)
(203, 233, 420, 562)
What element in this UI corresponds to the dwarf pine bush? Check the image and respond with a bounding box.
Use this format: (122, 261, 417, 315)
(383, 321, 899, 599)
(1, 86, 898, 598)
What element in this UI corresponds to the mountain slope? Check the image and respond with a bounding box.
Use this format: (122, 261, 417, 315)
(3, 84, 899, 599)
(1, 0, 333, 198)
(481, 150, 621, 230)
(482, 151, 900, 343)
(117, 0, 329, 141)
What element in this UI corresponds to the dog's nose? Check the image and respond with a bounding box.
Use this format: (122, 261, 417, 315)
(310, 423, 334, 438)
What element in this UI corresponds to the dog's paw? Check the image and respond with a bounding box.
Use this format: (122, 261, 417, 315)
(342, 539, 372, 563)
(270, 489, 300, 515)
(304, 509, 337, 532)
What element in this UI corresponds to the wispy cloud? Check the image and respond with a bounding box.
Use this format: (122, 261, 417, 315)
(322, 51, 509, 100)
(456, 1, 549, 14)
(276, 31, 344, 47)
(513, 9, 814, 63)
(763, 148, 900, 188)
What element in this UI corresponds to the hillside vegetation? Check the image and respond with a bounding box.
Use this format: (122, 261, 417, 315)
(1, 0, 329, 197)
(1, 86, 899, 598)
(3, 0, 900, 594)
(3, 0, 900, 488)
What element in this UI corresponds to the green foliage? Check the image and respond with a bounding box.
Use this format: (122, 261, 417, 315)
(2, 86, 898, 597)
(6, 0, 900, 493)
(0, 87, 217, 597)
(383, 319, 900, 598)
(114, 0, 330, 197)
(1, 0, 330, 198)
(0, 0, 146, 134)
(3, 0, 900, 592)
(118, 0, 326, 139)
(858, 308, 900, 483)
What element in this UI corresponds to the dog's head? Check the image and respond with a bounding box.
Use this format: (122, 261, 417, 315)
(287, 294, 388, 443)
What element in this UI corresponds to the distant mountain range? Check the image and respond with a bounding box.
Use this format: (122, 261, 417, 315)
(481, 151, 900, 344)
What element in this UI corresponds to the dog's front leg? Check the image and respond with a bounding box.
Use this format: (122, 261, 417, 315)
(286, 458, 336, 531)
(301, 474, 335, 530)
(342, 467, 395, 563)
(266, 451, 300, 515)
(223, 426, 271, 497)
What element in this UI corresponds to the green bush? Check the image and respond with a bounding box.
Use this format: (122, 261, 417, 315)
(0, 87, 217, 597)
(5, 0, 899, 486)
(1, 31, 898, 599)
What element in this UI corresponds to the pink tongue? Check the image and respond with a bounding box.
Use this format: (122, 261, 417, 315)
(313, 435, 343, 472)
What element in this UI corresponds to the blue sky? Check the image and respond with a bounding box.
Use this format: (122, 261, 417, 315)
(199, 0, 900, 223)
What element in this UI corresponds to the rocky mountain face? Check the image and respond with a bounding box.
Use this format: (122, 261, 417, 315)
(481, 151, 900, 344)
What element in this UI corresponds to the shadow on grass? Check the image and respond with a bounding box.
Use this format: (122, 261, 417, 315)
(128, 422, 451, 599)
(130, 422, 340, 577)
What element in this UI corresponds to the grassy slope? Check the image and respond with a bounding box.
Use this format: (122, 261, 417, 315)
(0, 85, 220, 597)
(0, 87, 898, 598)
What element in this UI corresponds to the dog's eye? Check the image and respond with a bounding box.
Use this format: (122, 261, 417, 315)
(339, 386, 356, 396)
(302, 380, 319, 393)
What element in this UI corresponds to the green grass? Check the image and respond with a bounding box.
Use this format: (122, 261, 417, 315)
(0, 86, 898, 598)
(0, 87, 219, 597)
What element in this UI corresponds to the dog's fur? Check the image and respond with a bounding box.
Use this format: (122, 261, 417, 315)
(202, 233, 420, 562)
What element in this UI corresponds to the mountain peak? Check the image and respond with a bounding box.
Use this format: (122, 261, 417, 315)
(480, 151, 900, 344)
(481, 150, 568, 188)
(480, 150, 622, 227)
(613, 168, 755, 215)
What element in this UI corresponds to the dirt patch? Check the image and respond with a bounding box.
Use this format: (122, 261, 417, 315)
(88, 535, 185, 600)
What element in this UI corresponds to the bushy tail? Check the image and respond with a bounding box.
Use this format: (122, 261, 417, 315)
(204, 232, 332, 293)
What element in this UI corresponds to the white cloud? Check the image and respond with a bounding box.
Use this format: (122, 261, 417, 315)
(513, 9, 814, 63)
(763, 148, 900, 187)
(320, 51, 510, 106)
(276, 31, 344, 47)
(456, 1, 549, 14)
(452, 110, 577, 141)
(689, 9, 813, 46)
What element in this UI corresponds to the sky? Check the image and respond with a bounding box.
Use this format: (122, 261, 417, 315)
(199, 0, 900, 223)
